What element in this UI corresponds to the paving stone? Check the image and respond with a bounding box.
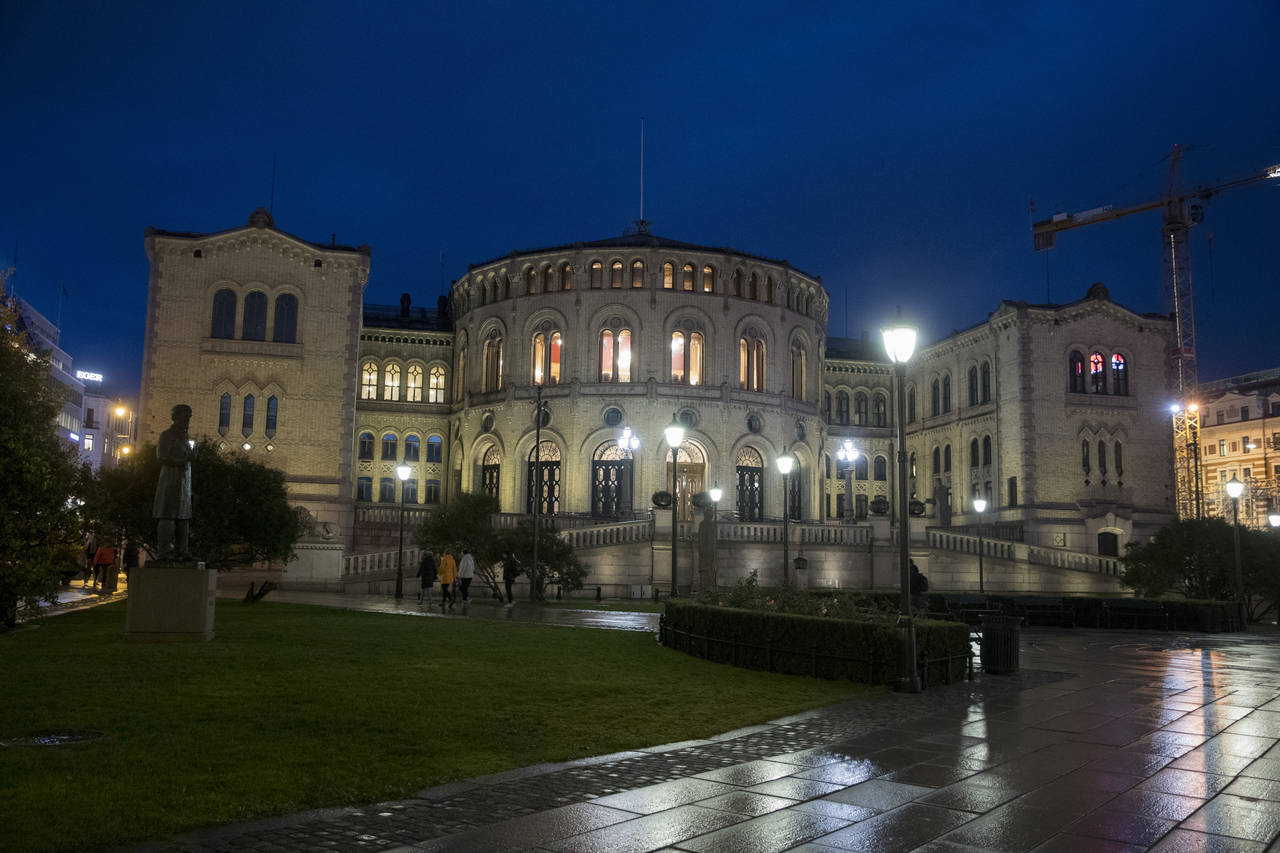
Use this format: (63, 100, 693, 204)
(1180, 794, 1280, 844)
(1147, 828, 1267, 852)
(671, 808, 851, 853)
(542, 805, 744, 853)
(803, 802, 974, 853)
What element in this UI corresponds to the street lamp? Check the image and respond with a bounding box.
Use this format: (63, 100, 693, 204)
(1225, 475, 1245, 628)
(972, 497, 987, 593)
(395, 463, 412, 600)
(1270, 509, 1280, 529)
(663, 415, 685, 596)
(776, 450, 795, 583)
(883, 318, 920, 693)
(709, 484, 723, 504)
(837, 440, 858, 521)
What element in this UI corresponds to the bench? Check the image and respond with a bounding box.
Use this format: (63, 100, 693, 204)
(1102, 598, 1169, 630)
(1013, 596, 1074, 627)
(933, 594, 1002, 628)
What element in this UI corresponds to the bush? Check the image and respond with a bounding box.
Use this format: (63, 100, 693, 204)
(973, 594, 1233, 633)
(662, 600, 969, 686)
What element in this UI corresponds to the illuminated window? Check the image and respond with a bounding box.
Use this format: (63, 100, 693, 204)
(265, 396, 277, 438)
(356, 477, 372, 501)
(242, 395, 255, 437)
(631, 260, 644, 288)
(590, 261, 602, 288)
(738, 331, 765, 391)
(542, 264, 554, 291)
(428, 366, 446, 403)
(1090, 352, 1106, 394)
(599, 326, 632, 382)
(483, 332, 503, 392)
(211, 289, 236, 339)
(381, 433, 398, 460)
(702, 265, 714, 293)
(663, 262, 674, 289)
(426, 435, 443, 463)
(682, 264, 694, 291)
(1069, 351, 1085, 393)
(361, 362, 378, 399)
(611, 261, 623, 288)
(243, 291, 267, 341)
(273, 294, 297, 343)
(525, 268, 536, 294)
(84, 433, 94, 452)
(561, 263, 572, 290)
(670, 329, 704, 385)
(218, 393, 231, 436)
(358, 432, 374, 460)
(406, 365, 423, 402)
(384, 363, 401, 401)
(532, 328, 563, 385)
(1111, 353, 1128, 395)
(790, 343, 807, 401)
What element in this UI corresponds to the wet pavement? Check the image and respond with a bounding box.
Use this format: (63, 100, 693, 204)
(122, 622, 1280, 852)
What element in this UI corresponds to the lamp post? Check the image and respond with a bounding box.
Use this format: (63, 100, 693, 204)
(837, 440, 858, 521)
(395, 464, 412, 600)
(663, 415, 685, 596)
(1225, 475, 1245, 628)
(776, 450, 795, 583)
(972, 497, 987, 593)
(883, 318, 920, 693)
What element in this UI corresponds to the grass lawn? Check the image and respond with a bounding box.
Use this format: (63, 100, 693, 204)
(0, 600, 873, 852)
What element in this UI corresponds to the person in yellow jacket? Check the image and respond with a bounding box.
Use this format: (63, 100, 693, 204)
(437, 550, 458, 611)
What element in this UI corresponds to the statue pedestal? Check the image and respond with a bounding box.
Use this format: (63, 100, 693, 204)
(126, 563, 216, 641)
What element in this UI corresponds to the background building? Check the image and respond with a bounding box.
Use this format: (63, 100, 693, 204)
(1195, 367, 1280, 528)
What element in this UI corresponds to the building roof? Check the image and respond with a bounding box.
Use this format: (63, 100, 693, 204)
(825, 335, 884, 362)
(363, 295, 451, 332)
(146, 208, 370, 255)
(470, 225, 820, 280)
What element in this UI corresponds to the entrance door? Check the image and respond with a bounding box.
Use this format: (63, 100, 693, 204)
(481, 446, 500, 499)
(526, 441, 561, 515)
(666, 444, 706, 522)
(735, 447, 764, 521)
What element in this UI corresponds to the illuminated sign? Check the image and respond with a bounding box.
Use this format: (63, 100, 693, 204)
(76, 370, 104, 382)
(69, 432, 80, 442)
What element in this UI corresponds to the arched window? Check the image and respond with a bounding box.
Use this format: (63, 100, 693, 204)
(358, 431, 374, 460)
(1082, 439, 1091, 474)
(590, 261, 603, 288)
(273, 294, 298, 343)
(1097, 440, 1107, 475)
(406, 365, 423, 402)
(404, 435, 420, 462)
(542, 264, 554, 291)
(970, 438, 980, 468)
(356, 478, 372, 501)
(981, 362, 991, 402)
(242, 394, 255, 437)
(501, 273, 511, 300)
(739, 331, 765, 391)
(610, 261, 623, 288)
(243, 291, 267, 341)
(1115, 441, 1124, 476)
(427, 366, 446, 403)
(426, 435, 443, 463)
(599, 326, 632, 382)
(855, 455, 868, 481)
(1090, 352, 1107, 394)
(456, 347, 466, 401)
(1069, 351, 1085, 393)
(211, 289, 236, 339)
(735, 447, 764, 521)
(663, 262, 674, 289)
(379, 478, 395, 502)
(733, 269, 743, 297)
(873, 456, 887, 481)
(932, 447, 941, 481)
(873, 394, 887, 427)
(931, 380, 940, 417)
(822, 391, 832, 422)
(670, 329, 704, 385)
(790, 344, 807, 401)
(483, 332, 503, 392)
(525, 268, 536, 294)
(854, 392, 868, 426)
(627, 260, 642, 288)
(361, 362, 378, 399)
(265, 395, 278, 438)
(384, 363, 401, 401)
(381, 432, 398, 460)
(218, 393, 231, 436)
(836, 391, 849, 424)
(907, 386, 916, 423)
(402, 478, 418, 504)
(982, 435, 992, 466)
(1098, 531, 1119, 556)
(942, 375, 951, 412)
(909, 452, 917, 480)
(968, 366, 979, 406)
(531, 328, 563, 385)
(765, 276, 775, 303)
(561, 263, 573, 290)
(749, 273, 759, 301)
(943, 444, 952, 472)
(1111, 354, 1128, 395)
(682, 264, 695, 291)
(702, 265, 714, 293)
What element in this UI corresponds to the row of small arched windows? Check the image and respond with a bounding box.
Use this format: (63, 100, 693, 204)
(217, 392, 277, 439)
(357, 431, 444, 463)
(1069, 351, 1130, 395)
(823, 390, 889, 427)
(1082, 439, 1125, 481)
(211, 289, 298, 343)
(360, 361, 448, 403)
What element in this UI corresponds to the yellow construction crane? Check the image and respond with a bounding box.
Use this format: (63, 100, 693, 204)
(1032, 146, 1280, 519)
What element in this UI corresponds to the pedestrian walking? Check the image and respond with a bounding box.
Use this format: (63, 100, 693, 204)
(457, 548, 475, 604)
(502, 551, 522, 605)
(93, 543, 116, 591)
(437, 549, 457, 610)
(416, 551, 437, 604)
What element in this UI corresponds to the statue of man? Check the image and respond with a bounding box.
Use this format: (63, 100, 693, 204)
(154, 404, 195, 559)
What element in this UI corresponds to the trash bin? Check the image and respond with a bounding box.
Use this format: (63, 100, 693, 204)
(981, 615, 1021, 674)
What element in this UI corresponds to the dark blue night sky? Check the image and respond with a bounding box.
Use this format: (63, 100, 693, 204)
(3, 2, 1277, 395)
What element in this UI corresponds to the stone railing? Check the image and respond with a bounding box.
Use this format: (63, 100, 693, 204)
(355, 505, 432, 527)
(926, 528, 1120, 576)
(1026, 545, 1121, 577)
(343, 546, 421, 577)
(716, 520, 872, 546)
(560, 519, 654, 550)
(927, 529, 1017, 561)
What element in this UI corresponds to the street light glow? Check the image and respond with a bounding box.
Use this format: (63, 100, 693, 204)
(1170, 403, 1182, 413)
(1270, 513, 1280, 528)
(973, 498, 987, 513)
(837, 439, 858, 462)
(1225, 476, 1244, 499)
(663, 418, 684, 450)
(775, 452, 795, 475)
(709, 485, 723, 503)
(114, 406, 126, 417)
(881, 324, 918, 364)
(396, 464, 412, 481)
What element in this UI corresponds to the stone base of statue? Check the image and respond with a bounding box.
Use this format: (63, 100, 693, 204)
(126, 563, 216, 641)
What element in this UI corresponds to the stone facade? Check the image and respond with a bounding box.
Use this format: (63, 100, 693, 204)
(1194, 368, 1280, 527)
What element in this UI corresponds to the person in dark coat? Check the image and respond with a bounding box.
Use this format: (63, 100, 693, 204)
(501, 551, 522, 606)
(416, 551, 437, 604)
(909, 561, 928, 613)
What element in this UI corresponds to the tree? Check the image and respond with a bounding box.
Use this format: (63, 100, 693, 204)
(1122, 517, 1280, 621)
(0, 288, 82, 629)
(413, 492, 503, 597)
(494, 519, 587, 601)
(81, 439, 304, 570)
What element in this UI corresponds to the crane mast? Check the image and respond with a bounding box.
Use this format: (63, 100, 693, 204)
(1032, 147, 1280, 521)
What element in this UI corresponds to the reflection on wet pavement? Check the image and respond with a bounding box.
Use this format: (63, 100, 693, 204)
(135, 627, 1280, 852)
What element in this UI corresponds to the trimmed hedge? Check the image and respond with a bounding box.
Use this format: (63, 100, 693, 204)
(922, 593, 1237, 633)
(661, 601, 970, 686)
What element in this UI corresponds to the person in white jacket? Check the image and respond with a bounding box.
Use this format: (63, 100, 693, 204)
(457, 548, 476, 604)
